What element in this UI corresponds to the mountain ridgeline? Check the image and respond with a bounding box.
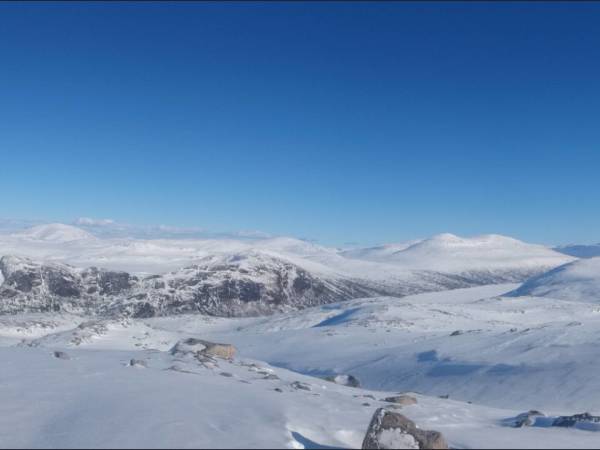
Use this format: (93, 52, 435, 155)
(0, 226, 576, 318)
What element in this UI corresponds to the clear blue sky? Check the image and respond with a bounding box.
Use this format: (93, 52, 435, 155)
(1, 2, 599, 246)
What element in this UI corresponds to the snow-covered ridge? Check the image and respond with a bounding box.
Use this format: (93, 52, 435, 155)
(0, 225, 577, 317)
(555, 243, 600, 259)
(508, 257, 600, 302)
(345, 233, 573, 272)
(11, 223, 97, 242)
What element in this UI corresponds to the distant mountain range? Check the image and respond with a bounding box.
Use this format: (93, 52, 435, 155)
(0, 224, 577, 317)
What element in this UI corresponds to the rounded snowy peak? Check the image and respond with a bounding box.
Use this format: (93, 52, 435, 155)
(13, 224, 96, 242)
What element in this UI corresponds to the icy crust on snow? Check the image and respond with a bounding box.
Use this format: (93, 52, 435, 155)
(508, 257, 600, 302)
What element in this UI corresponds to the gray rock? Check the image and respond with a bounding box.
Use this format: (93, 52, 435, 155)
(263, 374, 280, 380)
(383, 395, 418, 406)
(53, 351, 70, 360)
(450, 330, 462, 337)
(128, 359, 147, 368)
(325, 374, 361, 388)
(170, 338, 236, 360)
(362, 408, 448, 449)
(291, 381, 312, 391)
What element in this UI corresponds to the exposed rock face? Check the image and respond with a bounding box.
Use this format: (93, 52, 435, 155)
(170, 338, 236, 360)
(384, 395, 418, 406)
(0, 248, 563, 319)
(0, 254, 382, 318)
(362, 408, 448, 450)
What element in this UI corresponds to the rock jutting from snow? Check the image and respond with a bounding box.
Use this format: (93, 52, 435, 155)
(362, 408, 448, 450)
(325, 374, 361, 388)
(170, 338, 237, 360)
(383, 394, 418, 406)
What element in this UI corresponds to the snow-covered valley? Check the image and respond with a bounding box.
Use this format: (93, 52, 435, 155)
(1, 224, 599, 448)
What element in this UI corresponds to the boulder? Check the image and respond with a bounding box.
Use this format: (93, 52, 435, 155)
(128, 359, 147, 368)
(364, 410, 449, 449)
(383, 395, 418, 406)
(362, 408, 448, 450)
(325, 374, 361, 388)
(170, 338, 236, 360)
(53, 351, 70, 360)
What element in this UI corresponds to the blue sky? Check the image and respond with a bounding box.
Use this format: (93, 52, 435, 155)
(0, 2, 599, 246)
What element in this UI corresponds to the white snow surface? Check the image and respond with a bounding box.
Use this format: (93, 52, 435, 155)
(1, 224, 598, 448)
(509, 257, 600, 302)
(2, 284, 600, 448)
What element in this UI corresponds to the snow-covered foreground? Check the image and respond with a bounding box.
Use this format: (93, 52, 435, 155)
(2, 284, 600, 448)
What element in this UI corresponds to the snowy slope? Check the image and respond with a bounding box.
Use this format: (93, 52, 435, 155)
(2, 310, 600, 448)
(508, 258, 600, 302)
(555, 243, 600, 259)
(188, 284, 600, 413)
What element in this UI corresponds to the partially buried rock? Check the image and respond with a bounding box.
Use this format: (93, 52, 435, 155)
(53, 351, 70, 360)
(325, 374, 361, 388)
(362, 408, 448, 450)
(170, 338, 236, 360)
(128, 359, 147, 368)
(384, 395, 418, 406)
(291, 381, 312, 391)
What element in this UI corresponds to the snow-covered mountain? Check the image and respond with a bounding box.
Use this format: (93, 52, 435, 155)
(0, 225, 577, 317)
(0, 253, 383, 317)
(507, 257, 600, 302)
(345, 233, 572, 274)
(1, 224, 599, 448)
(11, 223, 97, 242)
